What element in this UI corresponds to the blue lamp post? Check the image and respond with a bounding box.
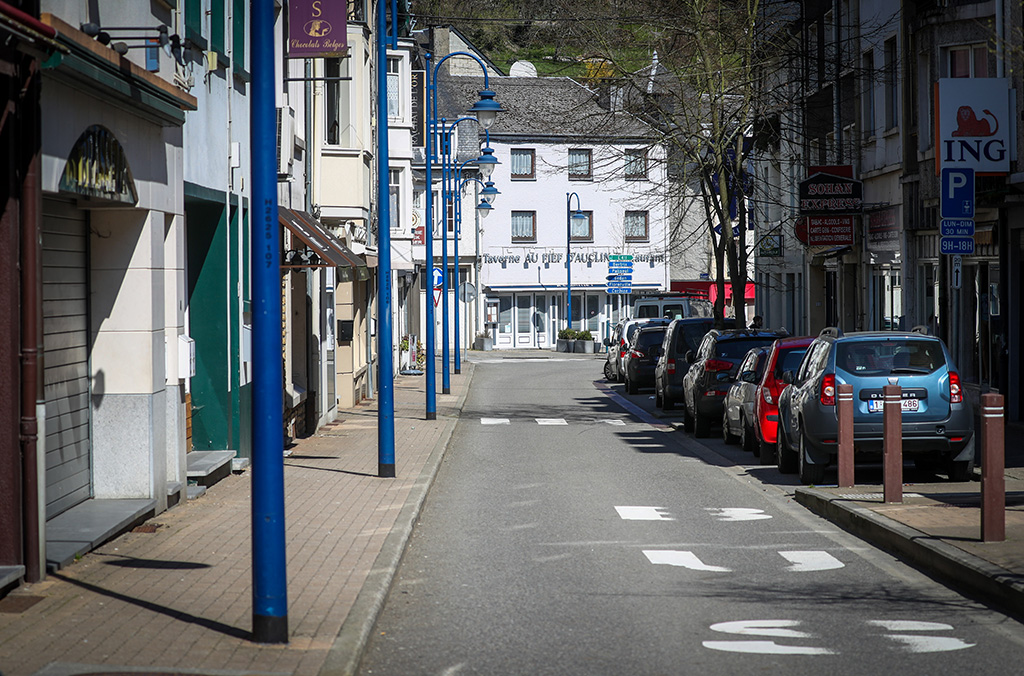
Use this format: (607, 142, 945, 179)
(566, 192, 587, 330)
(424, 51, 502, 414)
(454, 175, 498, 369)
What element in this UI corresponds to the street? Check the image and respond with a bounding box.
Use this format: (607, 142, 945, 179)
(358, 356, 1024, 675)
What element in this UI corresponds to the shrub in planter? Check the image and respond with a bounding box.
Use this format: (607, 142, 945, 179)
(556, 327, 577, 352)
(557, 328, 578, 340)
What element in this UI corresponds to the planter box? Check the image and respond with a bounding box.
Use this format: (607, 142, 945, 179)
(574, 339, 593, 353)
(557, 339, 576, 353)
(473, 336, 493, 351)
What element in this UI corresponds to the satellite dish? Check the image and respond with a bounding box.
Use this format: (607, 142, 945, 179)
(509, 60, 538, 77)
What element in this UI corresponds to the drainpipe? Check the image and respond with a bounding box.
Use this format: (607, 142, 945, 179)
(21, 149, 43, 583)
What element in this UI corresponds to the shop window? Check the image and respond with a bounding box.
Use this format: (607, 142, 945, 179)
(498, 296, 512, 334)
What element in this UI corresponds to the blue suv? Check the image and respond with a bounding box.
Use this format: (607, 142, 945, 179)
(776, 327, 975, 484)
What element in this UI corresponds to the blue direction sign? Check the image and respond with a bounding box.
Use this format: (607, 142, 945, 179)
(608, 254, 634, 261)
(606, 274, 633, 282)
(941, 168, 975, 219)
(608, 263, 634, 272)
(431, 266, 444, 289)
(940, 219, 975, 237)
(940, 236, 975, 255)
(606, 286, 632, 294)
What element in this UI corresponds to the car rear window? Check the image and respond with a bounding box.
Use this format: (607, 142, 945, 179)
(637, 328, 666, 348)
(674, 321, 714, 354)
(837, 339, 945, 375)
(775, 347, 809, 377)
(717, 337, 778, 359)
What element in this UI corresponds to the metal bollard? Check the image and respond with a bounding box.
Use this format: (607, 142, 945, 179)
(981, 393, 1005, 543)
(883, 384, 902, 503)
(837, 384, 855, 488)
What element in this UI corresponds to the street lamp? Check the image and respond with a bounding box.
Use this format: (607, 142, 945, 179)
(566, 192, 587, 330)
(452, 175, 498, 374)
(424, 51, 502, 413)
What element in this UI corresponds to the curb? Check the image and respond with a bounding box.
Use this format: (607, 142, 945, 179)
(318, 364, 475, 676)
(795, 486, 1024, 621)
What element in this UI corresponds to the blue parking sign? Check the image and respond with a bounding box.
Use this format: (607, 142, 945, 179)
(940, 168, 974, 219)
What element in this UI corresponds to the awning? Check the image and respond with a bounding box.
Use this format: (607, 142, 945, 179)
(671, 280, 756, 305)
(279, 208, 369, 281)
(811, 245, 853, 264)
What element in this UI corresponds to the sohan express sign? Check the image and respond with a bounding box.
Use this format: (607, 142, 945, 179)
(797, 171, 862, 246)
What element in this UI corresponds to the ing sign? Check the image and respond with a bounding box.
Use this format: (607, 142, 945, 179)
(937, 78, 1012, 173)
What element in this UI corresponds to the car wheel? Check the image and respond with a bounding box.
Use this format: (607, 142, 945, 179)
(797, 433, 826, 485)
(948, 458, 975, 482)
(722, 414, 739, 445)
(759, 438, 776, 465)
(740, 417, 755, 454)
(626, 376, 638, 395)
(776, 428, 796, 473)
(682, 402, 695, 433)
(694, 413, 711, 438)
(604, 361, 616, 382)
(662, 393, 675, 411)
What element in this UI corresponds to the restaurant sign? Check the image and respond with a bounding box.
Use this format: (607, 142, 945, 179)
(58, 125, 138, 204)
(798, 172, 863, 215)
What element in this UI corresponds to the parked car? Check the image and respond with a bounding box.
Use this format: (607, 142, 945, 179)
(776, 327, 975, 485)
(654, 317, 715, 411)
(605, 317, 670, 382)
(632, 293, 713, 321)
(681, 329, 789, 437)
(722, 346, 771, 450)
(622, 324, 669, 394)
(751, 336, 815, 463)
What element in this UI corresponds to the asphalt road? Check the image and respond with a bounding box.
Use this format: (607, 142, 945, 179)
(357, 355, 1024, 675)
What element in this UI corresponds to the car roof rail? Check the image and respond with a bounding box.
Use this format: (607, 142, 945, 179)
(819, 326, 843, 338)
(910, 324, 929, 335)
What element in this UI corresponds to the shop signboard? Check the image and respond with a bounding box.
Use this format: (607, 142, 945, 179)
(798, 172, 863, 215)
(937, 78, 1011, 173)
(288, 0, 347, 58)
(802, 216, 854, 246)
(867, 207, 900, 252)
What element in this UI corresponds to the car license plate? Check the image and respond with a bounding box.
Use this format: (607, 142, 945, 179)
(868, 399, 920, 413)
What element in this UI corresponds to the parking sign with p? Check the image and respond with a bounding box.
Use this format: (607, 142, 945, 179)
(941, 168, 974, 219)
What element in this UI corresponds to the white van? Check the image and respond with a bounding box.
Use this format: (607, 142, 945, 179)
(632, 293, 713, 320)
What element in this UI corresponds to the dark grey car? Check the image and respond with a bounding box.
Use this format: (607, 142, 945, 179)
(654, 317, 714, 411)
(622, 325, 668, 394)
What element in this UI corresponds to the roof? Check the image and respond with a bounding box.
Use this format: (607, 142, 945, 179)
(437, 75, 656, 141)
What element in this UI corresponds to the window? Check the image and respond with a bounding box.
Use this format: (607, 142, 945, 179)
(570, 211, 593, 242)
(326, 58, 351, 145)
(862, 51, 875, 139)
(624, 211, 649, 241)
(625, 149, 647, 179)
(389, 169, 401, 230)
(568, 148, 592, 180)
(510, 149, 535, 179)
(511, 211, 537, 242)
(233, 0, 245, 68)
(884, 37, 898, 130)
(212, 0, 225, 55)
(948, 45, 988, 78)
(387, 57, 401, 118)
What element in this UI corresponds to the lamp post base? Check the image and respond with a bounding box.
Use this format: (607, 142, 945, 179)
(378, 463, 396, 478)
(443, 387, 451, 394)
(426, 411, 436, 420)
(252, 614, 288, 644)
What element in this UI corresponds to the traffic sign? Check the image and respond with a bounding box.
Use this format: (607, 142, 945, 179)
(608, 263, 634, 272)
(432, 266, 443, 289)
(940, 219, 975, 237)
(606, 285, 632, 294)
(608, 254, 633, 261)
(940, 236, 975, 255)
(941, 168, 974, 219)
(952, 255, 962, 290)
(606, 274, 633, 282)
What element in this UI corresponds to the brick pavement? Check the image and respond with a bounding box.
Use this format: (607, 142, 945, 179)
(0, 362, 473, 676)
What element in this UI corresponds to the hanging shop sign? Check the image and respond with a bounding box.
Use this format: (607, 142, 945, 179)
(798, 172, 863, 215)
(288, 0, 347, 58)
(936, 78, 1012, 174)
(412, 70, 426, 147)
(797, 216, 854, 246)
(867, 207, 900, 252)
(58, 125, 138, 204)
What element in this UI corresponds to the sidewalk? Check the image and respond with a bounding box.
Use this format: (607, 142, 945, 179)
(0, 361, 474, 676)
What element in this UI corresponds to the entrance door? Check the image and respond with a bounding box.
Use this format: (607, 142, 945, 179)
(534, 295, 549, 347)
(42, 199, 92, 519)
(515, 294, 534, 347)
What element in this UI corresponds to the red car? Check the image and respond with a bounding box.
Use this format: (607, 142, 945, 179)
(754, 336, 814, 464)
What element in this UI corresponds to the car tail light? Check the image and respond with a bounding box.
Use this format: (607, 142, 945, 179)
(667, 358, 676, 375)
(705, 358, 731, 372)
(761, 385, 774, 405)
(820, 374, 836, 406)
(949, 371, 963, 404)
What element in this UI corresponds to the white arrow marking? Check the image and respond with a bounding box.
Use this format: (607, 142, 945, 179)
(710, 620, 812, 638)
(707, 508, 773, 521)
(703, 640, 835, 655)
(779, 551, 844, 572)
(643, 550, 731, 572)
(615, 506, 673, 521)
(885, 636, 976, 653)
(868, 620, 954, 632)
(536, 418, 567, 425)
(603, 419, 626, 425)
(480, 418, 510, 425)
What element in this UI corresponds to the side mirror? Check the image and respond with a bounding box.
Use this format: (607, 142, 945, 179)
(603, 338, 612, 347)
(782, 370, 794, 384)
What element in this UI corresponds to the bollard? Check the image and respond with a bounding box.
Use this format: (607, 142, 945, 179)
(981, 393, 1005, 543)
(883, 384, 902, 503)
(837, 384, 855, 488)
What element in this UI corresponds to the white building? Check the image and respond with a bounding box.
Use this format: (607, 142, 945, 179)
(442, 74, 669, 349)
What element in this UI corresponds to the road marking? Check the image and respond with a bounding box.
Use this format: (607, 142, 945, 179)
(703, 620, 835, 655)
(536, 418, 567, 425)
(644, 550, 731, 572)
(480, 418, 510, 425)
(615, 506, 673, 520)
(779, 551, 844, 572)
(707, 507, 773, 521)
(603, 419, 627, 425)
(867, 620, 975, 653)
